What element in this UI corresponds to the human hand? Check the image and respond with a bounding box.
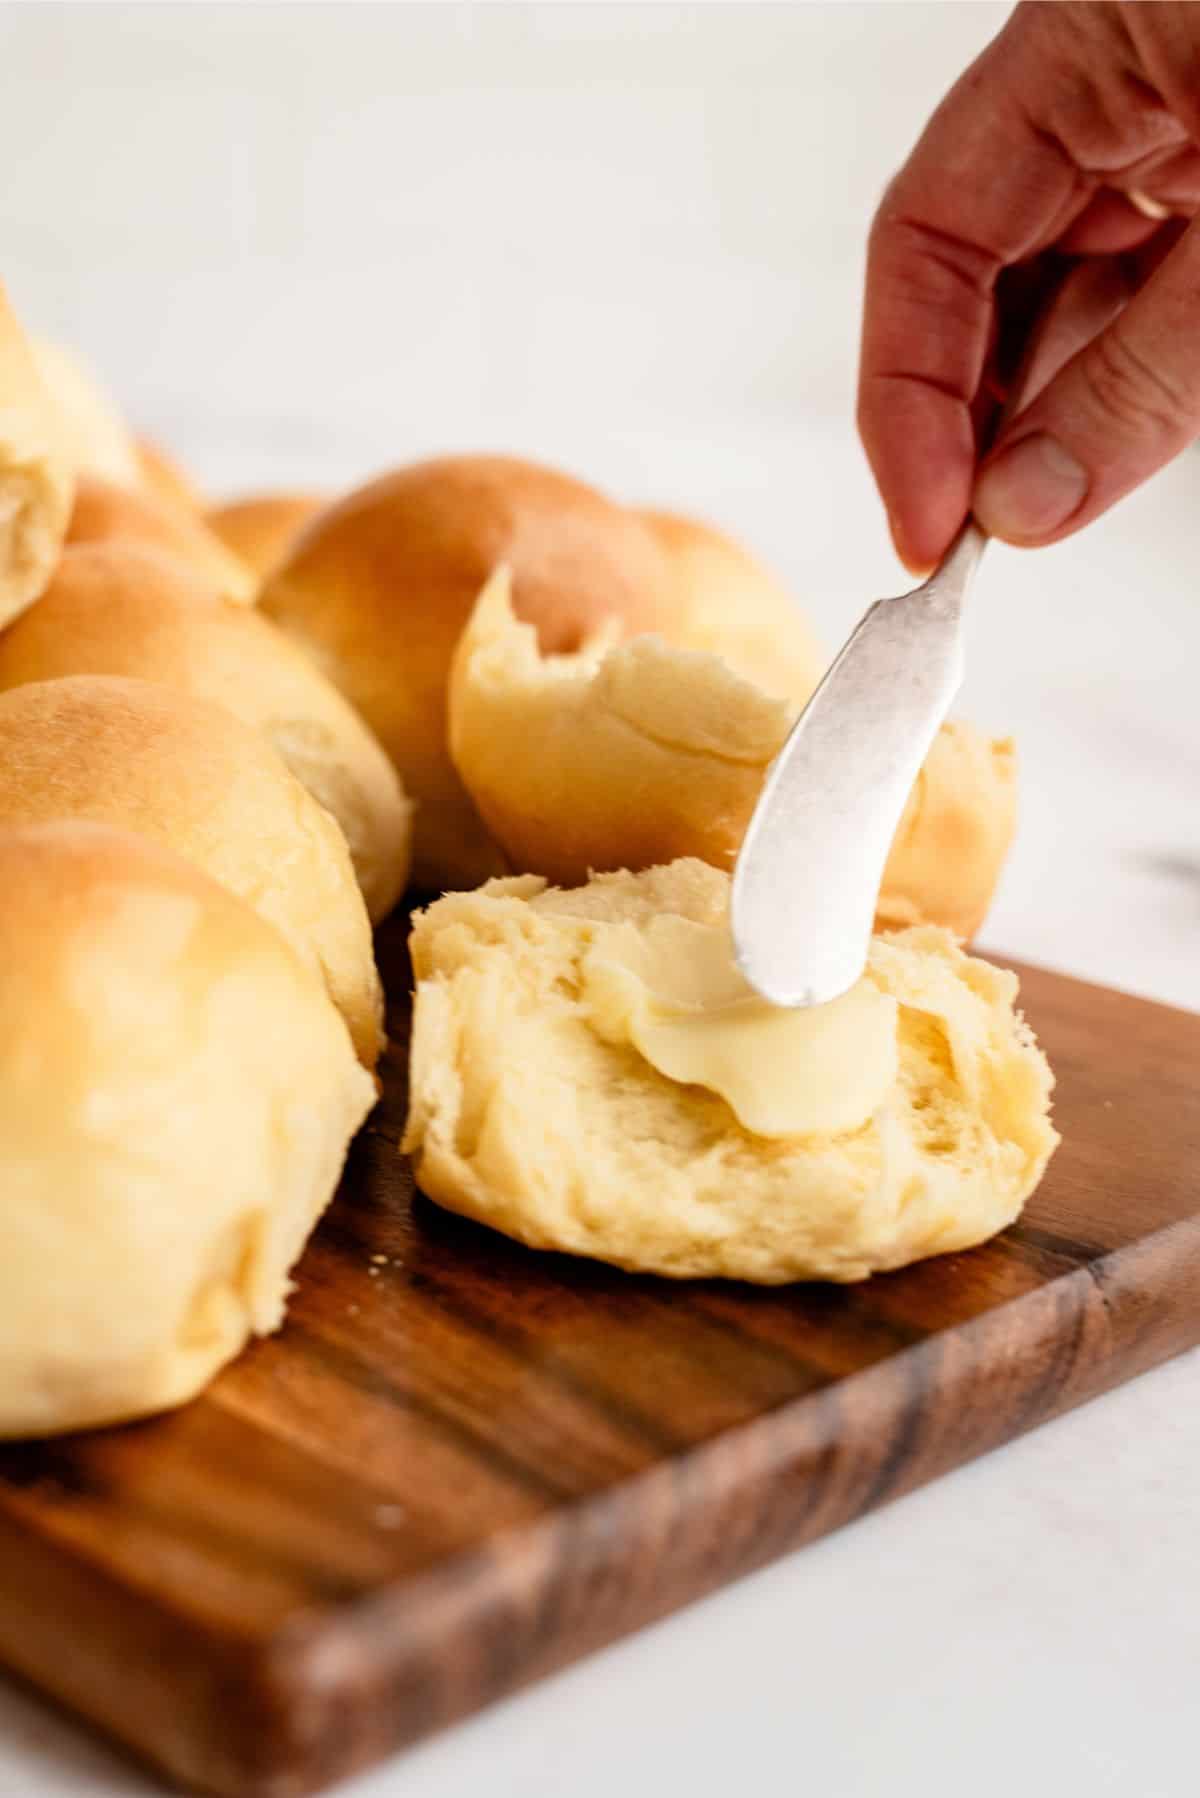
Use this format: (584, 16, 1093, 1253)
(858, 1, 1200, 572)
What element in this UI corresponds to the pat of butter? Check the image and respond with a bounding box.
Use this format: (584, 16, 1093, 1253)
(581, 915, 897, 1139)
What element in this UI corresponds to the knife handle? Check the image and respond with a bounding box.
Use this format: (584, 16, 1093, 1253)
(957, 267, 1073, 569)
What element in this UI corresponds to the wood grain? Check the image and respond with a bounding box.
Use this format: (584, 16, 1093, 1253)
(0, 919, 1198, 1797)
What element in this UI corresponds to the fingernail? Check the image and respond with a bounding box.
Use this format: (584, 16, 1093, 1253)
(974, 434, 1088, 542)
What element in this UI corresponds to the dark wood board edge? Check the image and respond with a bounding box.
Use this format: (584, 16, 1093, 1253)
(3, 1214, 1198, 1798)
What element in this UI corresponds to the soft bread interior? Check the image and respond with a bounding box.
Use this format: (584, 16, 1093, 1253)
(404, 859, 1058, 1283)
(450, 570, 1017, 936)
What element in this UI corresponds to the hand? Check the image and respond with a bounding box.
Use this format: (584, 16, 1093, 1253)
(858, 1, 1200, 572)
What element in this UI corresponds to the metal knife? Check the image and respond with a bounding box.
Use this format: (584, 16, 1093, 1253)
(731, 518, 986, 1007)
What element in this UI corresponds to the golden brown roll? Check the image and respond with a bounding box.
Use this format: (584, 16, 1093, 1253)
(260, 454, 678, 889)
(405, 859, 1058, 1283)
(0, 544, 412, 920)
(450, 572, 1017, 938)
(0, 821, 375, 1439)
(0, 286, 74, 629)
(30, 336, 142, 488)
(136, 436, 205, 514)
(208, 491, 325, 583)
(637, 508, 824, 704)
(874, 722, 1018, 939)
(67, 474, 257, 605)
(0, 675, 384, 1067)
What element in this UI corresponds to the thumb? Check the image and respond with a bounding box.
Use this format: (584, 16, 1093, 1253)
(973, 218, 1200, 546)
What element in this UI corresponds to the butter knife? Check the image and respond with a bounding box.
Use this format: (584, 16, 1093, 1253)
(730, 261, 1072, 1010)
(731, 518, 986, 1007)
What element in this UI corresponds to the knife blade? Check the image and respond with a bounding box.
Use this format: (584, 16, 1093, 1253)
(731, 520, 986, 1007)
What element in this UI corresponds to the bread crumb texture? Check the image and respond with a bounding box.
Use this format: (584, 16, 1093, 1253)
(404, 859, 1058, 1283)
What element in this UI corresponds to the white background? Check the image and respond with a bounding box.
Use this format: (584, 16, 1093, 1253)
(0, 5, 1196, 1796)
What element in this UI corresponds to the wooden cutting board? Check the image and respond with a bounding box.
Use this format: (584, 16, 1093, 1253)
(1, 918, 1198, 1798)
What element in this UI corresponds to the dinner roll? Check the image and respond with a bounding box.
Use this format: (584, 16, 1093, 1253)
(0, 675, 383, 1067)
(876, 723, 1018, 939)
(30, 336, 142, 488)
(136, 437, 205, 514)
(260, 454, 677, 889)
(0, 822, 375, 1438)
(450, 573, 1017, 938)
(0, 286, 74, 628)
(638, 508, 824, 703)
(208, 491, 325, 583)
(0, 544, 412, 920)
(68, 474, 257, 604)
(404, 859, 1058, 1283)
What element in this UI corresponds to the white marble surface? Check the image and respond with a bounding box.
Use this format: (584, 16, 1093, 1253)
(0, 4, 1198, 1795)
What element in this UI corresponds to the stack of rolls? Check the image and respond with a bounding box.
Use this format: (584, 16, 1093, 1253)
(0, 296, 416, 1438)
(0, 304, 1053, 1434)
(0, 544, 412, 920)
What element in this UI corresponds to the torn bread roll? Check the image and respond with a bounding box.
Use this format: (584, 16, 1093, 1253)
(637, 508, 824, 703)
(0, 544, 412, 920)
(0, 287, 74, 629)
(260, 455, 679, 889)
(0, 821, 375, 1439)
(404, 859, 1057, 1283)
(0, 675, 383, 1067)
(67, 474, 257, 604)
(208, 492, 325, 585)
(450, 572, 1016, 940)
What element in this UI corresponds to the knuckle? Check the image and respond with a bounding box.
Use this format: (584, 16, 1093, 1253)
(871, 210, 998, 309)
(866, 210, 1000, 358)
(1080, 326, 1195, 444)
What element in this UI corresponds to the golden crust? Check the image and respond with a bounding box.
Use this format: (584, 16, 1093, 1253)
(67, 474, 257, 604)
(0, 674, 384, 1067)
(0, 544, 412, 920)
(208, 492, 326, 583)
(638, 507, 824, 703)
(0, 820, 374, 1437)
(260, 454, 679, 889)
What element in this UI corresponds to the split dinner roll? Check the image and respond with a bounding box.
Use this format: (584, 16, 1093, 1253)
(404, 859, 1058, 1283)
(0, 675, 384, 1067)
(260, 455, 679, 889)
(0, 286, 73, 629)
(68, 474, 257, 605)
(637, 508, 824, 703)
(0, 822, 375, 1438)
(0, 544, 412, 920)
(450, 573, 1017, 940)
(208, 491, 325, 584)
